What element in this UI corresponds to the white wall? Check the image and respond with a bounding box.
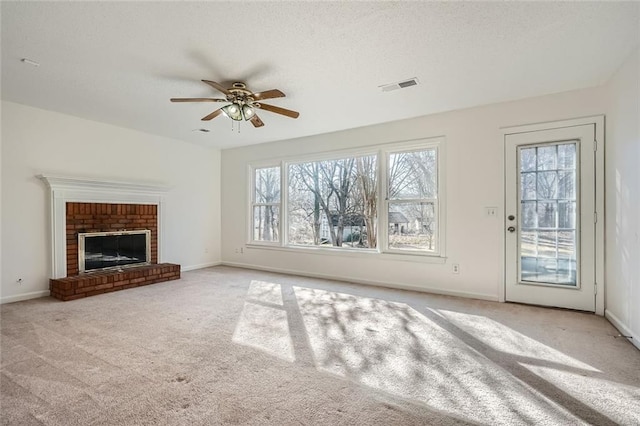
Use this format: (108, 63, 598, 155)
(604, 48, 640, 349)
(221, 87, 607, 301)
(1, 101, 221, 303)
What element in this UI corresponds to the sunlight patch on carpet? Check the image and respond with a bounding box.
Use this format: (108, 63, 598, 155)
(293, 286, 583, 425)
(436, 309, 600, 372)
(232, 301, 295, 362)
(247, 280, 284, 306)
(520, 364, 640, 425)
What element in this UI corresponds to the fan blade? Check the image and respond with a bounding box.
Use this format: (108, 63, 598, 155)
(170, 98, 227, 102)
(252, 89, 285, 101)
(201, 108, 224, 121)
(202, 80, 230, 96)
(256, 103, 299, 119)
(250, 114, 265, 128)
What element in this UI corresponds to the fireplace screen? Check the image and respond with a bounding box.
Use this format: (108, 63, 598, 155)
(78, 230, 151, 273)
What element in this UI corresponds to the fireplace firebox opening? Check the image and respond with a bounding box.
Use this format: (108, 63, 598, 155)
(78, 230, 151, 273)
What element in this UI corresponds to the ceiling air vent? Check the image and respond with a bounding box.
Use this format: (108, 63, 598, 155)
(380, 77, 419, 92)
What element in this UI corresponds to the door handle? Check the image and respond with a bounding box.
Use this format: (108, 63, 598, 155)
(507, 226, 516, 233)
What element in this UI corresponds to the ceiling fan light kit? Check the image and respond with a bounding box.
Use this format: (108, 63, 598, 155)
(242, 104, 255, 119)
(220, 103, 256, 122)
(221, 103, 243, 121)
(171, 80, 299, 129)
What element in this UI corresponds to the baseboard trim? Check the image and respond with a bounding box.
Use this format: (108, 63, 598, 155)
(605, 309, 639, 351)
(182, 262, 222, 272)
(1, 290, 51, 304)
(220, 261, 499, 302)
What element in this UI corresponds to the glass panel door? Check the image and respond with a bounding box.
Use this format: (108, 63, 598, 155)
(505, 122, 599, 312)
(519, 142, 578, 286)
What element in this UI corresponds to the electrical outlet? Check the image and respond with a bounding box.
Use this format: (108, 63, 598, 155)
(452, 264, 460, 274)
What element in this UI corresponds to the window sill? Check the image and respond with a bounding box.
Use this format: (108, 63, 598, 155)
(245, 243, 447, 264)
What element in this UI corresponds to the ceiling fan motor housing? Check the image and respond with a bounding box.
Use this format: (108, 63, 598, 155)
(228, 83, 254, 104)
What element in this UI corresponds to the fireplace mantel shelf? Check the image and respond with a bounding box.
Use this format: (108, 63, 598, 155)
(37, 174, 170, 194)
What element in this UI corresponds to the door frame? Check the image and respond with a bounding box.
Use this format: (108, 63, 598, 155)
(500, 116, 605, 315)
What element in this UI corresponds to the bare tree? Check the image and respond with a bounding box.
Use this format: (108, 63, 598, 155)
(356, 156, 377, 248)
(255, 167, 280, 241)
(289, 163, 323, 244)
(287, 154, 386, 249)
(386, 150, 438, 250)
(388, 153, 414, 199)
(322, 158, 356, 246)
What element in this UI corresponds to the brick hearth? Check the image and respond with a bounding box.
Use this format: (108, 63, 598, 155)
(50, 263, 180, 301)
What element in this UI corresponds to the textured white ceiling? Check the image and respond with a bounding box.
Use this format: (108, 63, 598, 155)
(2, 2, 638, 149)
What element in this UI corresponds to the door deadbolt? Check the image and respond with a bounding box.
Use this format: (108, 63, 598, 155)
(507, 226, 516, 233)
(508, 215, 515, 221)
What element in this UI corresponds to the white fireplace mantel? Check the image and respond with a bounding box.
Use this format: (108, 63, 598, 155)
(38, 174, 170, 279)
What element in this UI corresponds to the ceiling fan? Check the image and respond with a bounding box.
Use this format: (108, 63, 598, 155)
(171, 80, 299, 128)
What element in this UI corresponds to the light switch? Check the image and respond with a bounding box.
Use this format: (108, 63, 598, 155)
(485, 207, 498, 217)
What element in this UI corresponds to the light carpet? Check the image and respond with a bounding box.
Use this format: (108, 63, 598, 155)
(1, 266, 639, 425)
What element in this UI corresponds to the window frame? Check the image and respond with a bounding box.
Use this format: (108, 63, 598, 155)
(249, 163, 283, 246)
(380, 142, 445, 257)
(246, 137, 446, 260)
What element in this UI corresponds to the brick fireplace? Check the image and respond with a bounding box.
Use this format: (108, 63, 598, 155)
(39, 175, 180, 301)
(65, 202, 158, 276)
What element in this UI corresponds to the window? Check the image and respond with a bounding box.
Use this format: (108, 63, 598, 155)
(386, 148, 439, 253)
(288, 155, 377, 249)
(249, 138, 443, 257)
(252, 166, 280, 243)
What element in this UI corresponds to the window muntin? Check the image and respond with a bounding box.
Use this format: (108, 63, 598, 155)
(287, 155, 377, 249)
(386, 148, 439, 253)
(252, 166, 281, 243)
